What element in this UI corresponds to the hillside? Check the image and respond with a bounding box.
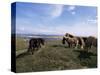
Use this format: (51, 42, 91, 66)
(16, 39, 97, 73)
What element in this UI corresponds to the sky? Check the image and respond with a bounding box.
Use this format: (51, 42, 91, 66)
(14, 2, 97, 36)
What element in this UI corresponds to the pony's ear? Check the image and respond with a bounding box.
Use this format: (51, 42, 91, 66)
(65, 33, 69, 37)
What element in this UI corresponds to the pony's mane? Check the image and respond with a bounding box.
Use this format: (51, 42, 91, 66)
(65, 33, 75, 38)
(89, 36, 97, 39)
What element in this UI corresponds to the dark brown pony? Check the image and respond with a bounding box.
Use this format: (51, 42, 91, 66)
(85, 36, 97, 49)
(27, 38, 45, 54)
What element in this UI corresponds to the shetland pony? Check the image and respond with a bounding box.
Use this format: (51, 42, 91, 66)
(62, 36, 79, 48)
(27, 38, 45, 54)
(63, 33, 85, 49)
(85, 36, 97, 49)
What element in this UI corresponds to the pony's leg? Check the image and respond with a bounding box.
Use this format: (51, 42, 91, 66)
(39, 43, 41, 48)
(86, 47, 89, 53)
(29, 47, 33, 55)
(75, 43, 77, 48)
(84, 46, 89, 52)
(27, 44, 30, 52)
(36, 44, 39, 50)
(35, 47, 38, 51)
(75, 46, 77, 49)
(27, 46, 32, 54)
(27, 47, 32, 54)
(81, 45, 83, 49)
(31, 47, 34, 55)
(73, 43, 76, 48)
(27, 47, 30, 53)
(68, 43, 71, 48)
(72, 43, 74, 48)
(76, 40, 80, 49)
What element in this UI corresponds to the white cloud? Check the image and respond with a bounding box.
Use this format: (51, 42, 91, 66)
(67, 6, 76, 15)
(68, 6, 76, 11)
(49, 5, 76, 18)
(50, 5, 64, 18)
(71, 11, 76, 15)
(87, 19, 97, 24)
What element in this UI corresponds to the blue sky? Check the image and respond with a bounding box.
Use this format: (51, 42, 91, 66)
(15, 2, 97, 36)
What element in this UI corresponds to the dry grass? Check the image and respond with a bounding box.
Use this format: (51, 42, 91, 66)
(16, 37, 28, 51)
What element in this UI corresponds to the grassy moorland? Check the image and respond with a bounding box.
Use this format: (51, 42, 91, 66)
(16, 37, 97, 73)
(16, 37, 29, 51)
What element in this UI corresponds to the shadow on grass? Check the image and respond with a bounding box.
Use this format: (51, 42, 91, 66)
(16, 52, 30, 58)
(50, 44, 69, 48)
(74, 50, 97, 60)
(74, 50, 97, 68)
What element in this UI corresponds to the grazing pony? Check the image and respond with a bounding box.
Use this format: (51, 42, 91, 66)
(27, 38, 45, 54)
(85, 36, 97, 49)
(81, 37, 88, 43)
(62, 36, 79, 48)
(62, 33, 85, 49)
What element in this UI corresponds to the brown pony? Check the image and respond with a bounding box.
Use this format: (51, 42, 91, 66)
(63, 33, 85, 49)
(62, 36, 79, 48)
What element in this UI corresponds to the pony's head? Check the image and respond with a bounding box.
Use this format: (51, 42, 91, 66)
(62, 36, 69, 44)
(62, 37, 66, 44)
(39, 38, 45, 45)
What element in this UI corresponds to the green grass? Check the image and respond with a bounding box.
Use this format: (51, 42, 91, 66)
(16, 38, 97, 73)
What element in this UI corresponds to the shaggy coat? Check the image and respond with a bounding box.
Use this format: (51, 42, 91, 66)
(63, 33, 86, 49)
(65, 33, 74, 38)
(77, 37, 85, 49)
(62, 36, 79, 48)
(27, 38, 45, 54)
(85, 36, 97, 49)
